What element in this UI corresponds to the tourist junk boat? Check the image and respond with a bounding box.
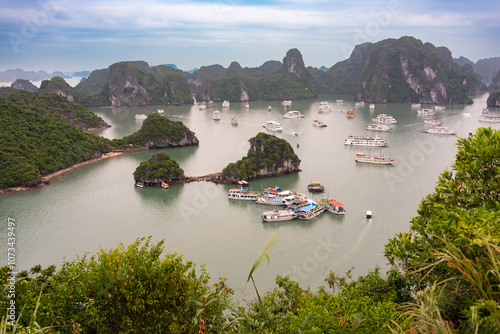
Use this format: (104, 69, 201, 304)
(263, 121, 283, 132)
(417, 108, 435, 116)
(222, 100, 230, 108)
(297, 201, 326, 220)
(320, 199, 346, 215)
(135, 181, 145, 188)
(365, 123, 391, 132)
(336, 99, 343, 103)
(228, 188, 261, 201)
(282, 100, 292, 107)
(318, 102, 333, 113)
(355, 101, 365, 106)
(478, 114, 500, 123)
(161, 182, 169, 189)
(307, 182, 325, 192)
(344, 135, 388, 147)
(283, 110, 304, 118)
(199, 102, 207, 110)
(347, 108, 355, 118)
(424, 118, 443, 126)
(421, 126, 456, 135)
(157, 108, 164, 115)
(312, 119, 327, 127)
(372, 114, 397, 124)
(411, 103, 421, 108)
(434, 105, 446, 110)
(231, 116, 238, 125)
(213, 110, 221, 120)
(261, 209, 298, 222)
(135, 113, 147, 120)
(355, 152, 395, 165)
(369, 104, 375, 110)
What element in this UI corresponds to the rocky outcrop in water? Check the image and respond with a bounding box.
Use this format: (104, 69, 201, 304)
(133, 152, 186, 185)
(219, 132, 300, 184)
(487, 91, 500, 108)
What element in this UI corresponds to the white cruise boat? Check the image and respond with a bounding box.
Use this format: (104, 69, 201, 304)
(213, 110, 221, 120)
(354, 101, 365, 106)
(482, 108, 489, 114)
(421, 126, 455, 135)
(336, 99, 343, 103)
(245, 103, 250, 109)
(282, 100, 292, 107)
(199, 102, 207, 110)
(157, 108, 164, 115)
(228, 188, 261, 201)
(312, 119, 327, 127)
(478, 115, 500, 123)
(417, 108, 435, 116)
(369, 104, 375, 110)
(411, 103, 421, 108)
(284, 110, 304, 118)
(434, 105, 446, 110)
(320, 199, 346, 215)
(135, 114, 147, 120)
(355, 152, 394, 165)
(318, 104, 333, 113)
(262, 209, 297, 222)
(263, 121, 283, 132)
(424, 118, 442, 126)
(231, 116, 238, 125)
(267, 106, 272, 111)
(344, 135, 388, 147)
(222, 100, 230, 108)
(365, 123, 391, 132)
(372, 114, 397, 124)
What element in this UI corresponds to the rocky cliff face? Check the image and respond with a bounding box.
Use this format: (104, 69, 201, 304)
(355, 36, 472, 104)
(220, 132, 300, 183)
(11, 79, 38, 92)
(487, 91, 500, 108)
(283, 48, 310, 80)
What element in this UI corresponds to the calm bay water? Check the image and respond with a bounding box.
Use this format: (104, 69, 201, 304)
(1, 94, 498, 298)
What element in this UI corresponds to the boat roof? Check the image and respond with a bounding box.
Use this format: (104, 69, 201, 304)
(229, 188, 247, 192)
(329, 199, 344, 207)
(299, 203, 316, 212)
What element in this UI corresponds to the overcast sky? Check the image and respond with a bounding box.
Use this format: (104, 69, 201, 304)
(1, 0, 499, 72)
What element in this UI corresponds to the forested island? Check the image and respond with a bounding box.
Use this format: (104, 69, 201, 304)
(3, 128, 499, 333)
(0, 91, 198, 191)
(133, 152, 185, 186)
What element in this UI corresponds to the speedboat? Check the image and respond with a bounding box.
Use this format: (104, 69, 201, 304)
(263, 121, 283, 131)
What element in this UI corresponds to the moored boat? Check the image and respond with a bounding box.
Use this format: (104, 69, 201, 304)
(344, 135, 388, 147)
(213, 110, 221, 120)
(307, 182, 325, 192)
(372, 114, 397, 124)
(263, 121, 283, 131)
(417, 108, 435, 116)
(321, 199, 346, 215)
(261, 209, 297, 222)
(157, 108, 164, 115)
(284, 110, 304, 118)
(312, 119, 327, 127)
(228, 188, 261, 201)
(135, 114, 147, 120)
(297, 202, 326, 220)
(136, 182, 145, 188)
(161, 182, 169, 189)
(434, 105, 446, 110)
(478, 114, 500, 123)
(355, 152, 394, 165)
(424, 118, 442, 126)
(365, 123, 391, 132)
(421, 126, 455, 135)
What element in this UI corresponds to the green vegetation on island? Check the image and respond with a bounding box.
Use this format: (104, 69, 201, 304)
(133, 152, 185, 184)
(221, 132, 300, 182)
(3, 128, 500, 332)
(113, 113, 199, 148)
(0, 96, 112, 188)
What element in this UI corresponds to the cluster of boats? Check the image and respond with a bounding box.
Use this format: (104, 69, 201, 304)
(228, 185, 345, 222)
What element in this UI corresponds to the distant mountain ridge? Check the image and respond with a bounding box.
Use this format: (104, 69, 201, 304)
(0, 68, 70, 82)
